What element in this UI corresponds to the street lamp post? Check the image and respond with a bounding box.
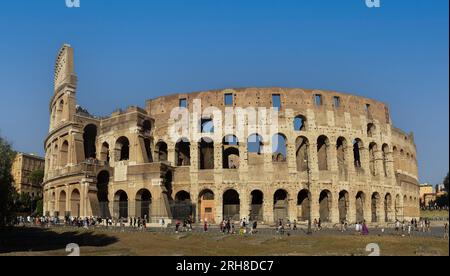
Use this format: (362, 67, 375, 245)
(305, 155, 312, 235)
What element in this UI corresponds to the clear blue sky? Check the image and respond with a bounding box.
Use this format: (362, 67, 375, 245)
(0, 0, 448, 184)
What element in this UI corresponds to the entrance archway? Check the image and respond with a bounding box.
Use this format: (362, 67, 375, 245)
(274, 189, 288, 223)
(297, 189, 310, 222)
(198, 190, 215, 223)
(250, 190, 264, 221)
(114, 190, 128, 219)
(356, 191, 365, 222)
(319, 190, 332, 222)
(338, 190, 349, 222)
(97, 171, 111, 218)
(136, 189, 151, 219)
(70, 189, 80, 217)
(223, 189, 240, 221)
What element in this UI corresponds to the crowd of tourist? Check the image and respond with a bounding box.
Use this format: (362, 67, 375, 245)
(13, 214, 448, 239)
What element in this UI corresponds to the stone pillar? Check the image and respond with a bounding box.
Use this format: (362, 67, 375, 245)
(167, 142, 175, 166)
(378, 195, 385, 224)
(308, 142, 319, 182)
(310, 189, 320, 223)
(328, 141, 338, 173)
(263, 197, 273, 224)
(191, 143, 199, 171)
(215, 193, 223, 223)
(287, 138, 297, 171)
(363, 192, 372, 223)
(288, 191, 297, 222)
(361, 145, 370, 177)
(239, 142, 248, 171)
(80, 180, 89, 218)
(330, 191, 339, 224)
(214, 143, 223, 170)
(348, 194, 356, 224)
(240, 189, 249, 221)
(374, 148, 384, 178)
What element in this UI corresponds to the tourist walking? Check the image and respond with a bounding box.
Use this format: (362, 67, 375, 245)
(361, 221, 369, 236)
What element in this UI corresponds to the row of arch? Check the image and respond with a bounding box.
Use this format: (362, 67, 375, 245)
(392, 146, 418, 176)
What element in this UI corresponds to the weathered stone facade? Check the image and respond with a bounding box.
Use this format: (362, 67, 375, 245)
(43, 45, 420, 225)
(11, 153, 45, 196)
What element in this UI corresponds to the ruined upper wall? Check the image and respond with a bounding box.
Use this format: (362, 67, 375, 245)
(146, 87, 391, 135)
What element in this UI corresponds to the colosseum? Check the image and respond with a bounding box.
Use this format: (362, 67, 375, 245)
(43, 44, 420, 226)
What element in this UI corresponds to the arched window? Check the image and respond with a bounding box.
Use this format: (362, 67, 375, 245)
(175, 138, 190, 166)
(115, 137, 130, 161)
(272, 133, 287, 162)
(199, 138, 214, 170)
(317, 135, 329, 171)
(60, 140, 69, 166)
(200, 117, 214, 133)
(294, 115, 307, 131)
(155, 141, 168, 162)
(369, 142, 378, 176)
(367, 123, 376, 137)
(142, 120, 152, 133)
(83, 124, 97, 159)
(56, 99, 64, 124)
(248, 134, 263, 154)
(100, 142, 110, 163)
(223, 135, 239, 169)
(353, 139, 363, 169)
(296, 136, 309, 172)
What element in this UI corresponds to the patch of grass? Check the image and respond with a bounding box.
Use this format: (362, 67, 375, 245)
(420, 210, 449, 219)
(1, 228, 448, 256)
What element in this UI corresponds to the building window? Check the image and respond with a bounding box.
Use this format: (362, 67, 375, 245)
(333, 96, 340, 108)
(224, 93, 233, 106)
(201, 118, 214, 133)
(272, 94, 281, 109)
(179, 98, 187, 108)
(315, 95, 323, 106)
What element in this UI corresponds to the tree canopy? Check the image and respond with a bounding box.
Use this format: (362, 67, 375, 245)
(0, 136, 16, 226)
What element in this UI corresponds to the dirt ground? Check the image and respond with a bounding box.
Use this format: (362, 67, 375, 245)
(0, 227, 448, 256)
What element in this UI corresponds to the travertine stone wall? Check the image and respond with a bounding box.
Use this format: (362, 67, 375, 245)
(43, 45, 420, 225)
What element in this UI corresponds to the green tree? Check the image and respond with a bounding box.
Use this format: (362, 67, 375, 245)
(0, 136, 16, 226)
(29, 169, 44, 187)
(444, 172, 449, 193)
(34, 199, 43, 217)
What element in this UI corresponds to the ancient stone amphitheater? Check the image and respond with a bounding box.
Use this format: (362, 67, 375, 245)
(43, 44, 420, 226)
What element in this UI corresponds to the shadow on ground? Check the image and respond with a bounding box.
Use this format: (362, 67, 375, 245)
(0, 227, 118, 254)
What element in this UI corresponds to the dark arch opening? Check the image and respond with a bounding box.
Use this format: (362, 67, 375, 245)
(297, 189, 310, 221)
(114, 190, 128, 219)
(250, 190, 264, 221)
(199, 189, 215, 223)
(116, 137, 130, 161)
(97, 170, 111, 218)
(199, 138, 214, 170)
(83, 124, 97, 159)
(319, 190, 332, 222)
(155, 141, 168, 162)
(136, 189, 152, 220)
(175, 138, 190, 166)
(294, 115, 307, 131)
(274, 189, 288, 223)
(223, 189, 240, 221)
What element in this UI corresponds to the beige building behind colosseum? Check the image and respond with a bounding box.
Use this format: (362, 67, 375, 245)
(12, 153, 45, 197)
(43, 44, 420, 225)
